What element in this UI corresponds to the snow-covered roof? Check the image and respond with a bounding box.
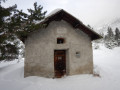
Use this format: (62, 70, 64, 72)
(39, 9, 102, 40)
(46, 9, 62, 18)
(20, 9, 102, 43)
(44, 9, 83, 24)
(34, 9, 63, 24)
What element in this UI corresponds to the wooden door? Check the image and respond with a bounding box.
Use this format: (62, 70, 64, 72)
(54, 50, 66, 78)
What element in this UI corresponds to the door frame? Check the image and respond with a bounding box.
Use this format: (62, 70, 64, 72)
(54, 50, 66, 78)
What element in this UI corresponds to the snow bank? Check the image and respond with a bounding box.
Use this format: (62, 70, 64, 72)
(0, 46, 120, 90)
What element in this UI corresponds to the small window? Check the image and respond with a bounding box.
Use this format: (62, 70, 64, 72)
(57, 38, 65, 44)
(76, 51, 80, 58)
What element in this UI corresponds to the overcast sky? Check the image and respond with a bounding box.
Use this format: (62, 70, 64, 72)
(2, 0, 120, 27)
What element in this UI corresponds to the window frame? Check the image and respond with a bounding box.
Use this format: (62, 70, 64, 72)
(57, 38, 65, 44)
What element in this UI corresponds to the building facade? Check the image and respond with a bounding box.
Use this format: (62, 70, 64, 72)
(24, 9, 101, 78)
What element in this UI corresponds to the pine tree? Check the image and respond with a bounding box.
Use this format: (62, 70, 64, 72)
(115, 28, 120, 46)
(0, 1, 46, 61)
(104, 27, 116, 49)
(107, 27, 114, 38)
(0, 1, 20, 61)
(16, 2, 47, 43)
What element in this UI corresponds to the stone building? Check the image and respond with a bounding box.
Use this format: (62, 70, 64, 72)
(24, 9, 101, 78)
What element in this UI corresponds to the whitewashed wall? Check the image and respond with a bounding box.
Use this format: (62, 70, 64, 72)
(24, 20, 93, 78)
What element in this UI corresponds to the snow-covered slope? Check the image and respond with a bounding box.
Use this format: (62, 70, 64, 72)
(95, 18, 120, 34)
(0, 46, 120, 90)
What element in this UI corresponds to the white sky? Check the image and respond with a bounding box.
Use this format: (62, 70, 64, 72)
(2, 0, 120, 27)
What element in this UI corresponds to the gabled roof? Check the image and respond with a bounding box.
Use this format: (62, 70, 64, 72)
(40, 9, 102, 40)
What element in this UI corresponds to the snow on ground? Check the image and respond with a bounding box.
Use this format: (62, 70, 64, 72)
(0, 46, 120, 90)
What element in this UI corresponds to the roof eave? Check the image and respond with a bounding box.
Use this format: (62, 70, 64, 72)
(39, 9, 102, 40)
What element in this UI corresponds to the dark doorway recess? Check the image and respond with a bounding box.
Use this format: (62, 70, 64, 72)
(54, 50, 66, 78)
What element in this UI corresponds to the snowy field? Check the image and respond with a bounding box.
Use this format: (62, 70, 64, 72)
(0, 46, 120, 90)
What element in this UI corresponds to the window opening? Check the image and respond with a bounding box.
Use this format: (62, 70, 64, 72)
(57, 38, 65, 44)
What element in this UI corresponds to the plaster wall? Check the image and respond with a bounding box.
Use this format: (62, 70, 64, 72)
(24, 20, 93, 78)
